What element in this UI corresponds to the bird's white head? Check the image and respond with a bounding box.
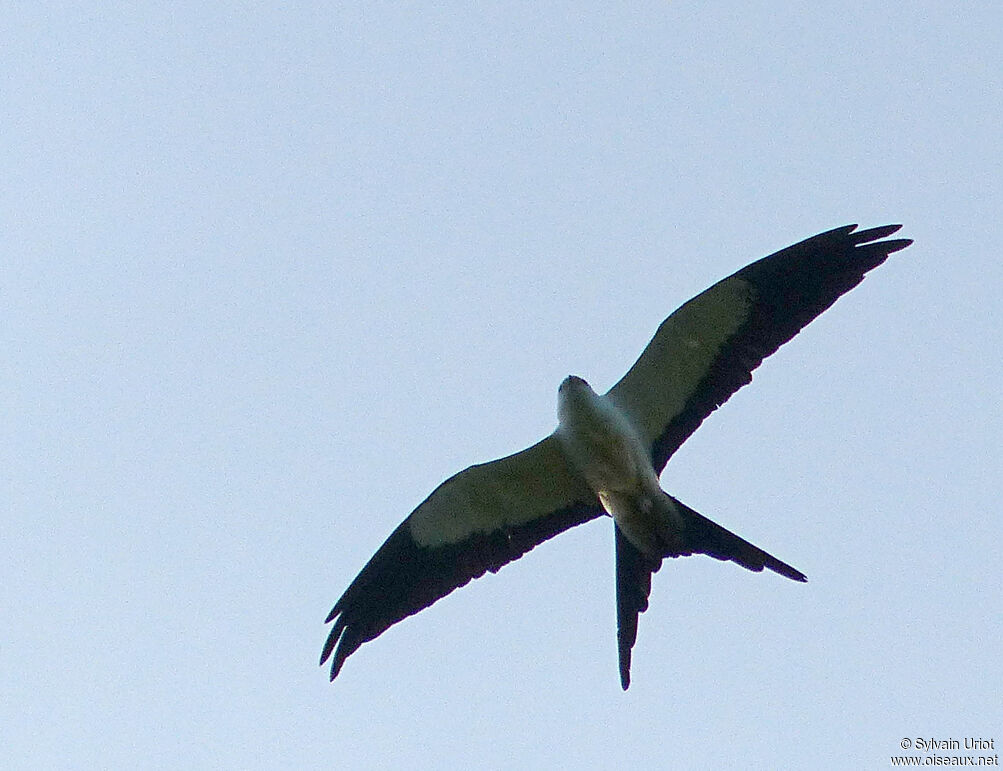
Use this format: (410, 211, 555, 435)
(557, 375, 595, 423)
(559, 375, 591, 395)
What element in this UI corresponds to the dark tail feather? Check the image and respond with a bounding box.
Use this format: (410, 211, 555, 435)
(613, 495, 805, 689)
(615, 523, 661, 690)
(667, 495, 807, 582)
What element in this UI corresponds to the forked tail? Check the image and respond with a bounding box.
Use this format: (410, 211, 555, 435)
(615, 494, 806, 689)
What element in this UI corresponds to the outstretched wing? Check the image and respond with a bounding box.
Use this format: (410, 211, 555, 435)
(321, 435, 603, 681)
(606, 224, 912, 474)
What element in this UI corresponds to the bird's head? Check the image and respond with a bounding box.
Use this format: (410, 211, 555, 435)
(557, 375, 599, 431)
(558, 375, 591, 395)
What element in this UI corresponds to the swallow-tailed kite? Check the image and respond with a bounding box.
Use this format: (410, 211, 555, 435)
(322, 224, 911, 689)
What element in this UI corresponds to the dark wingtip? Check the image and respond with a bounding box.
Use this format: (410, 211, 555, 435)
(820, 223, 911, 250)
(325, 649, 345, 681)
(850, 224, 914, 257)
(320, 617, 344, 668)
(852, 223, 902, 242)
(319, 636, 335, 667)
(620, 668, 631, 691)
(770, 561, 808, 583)
(883, 238, 913, 254)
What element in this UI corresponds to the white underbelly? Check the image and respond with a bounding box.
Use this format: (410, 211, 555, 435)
(556, 385, 657, 497)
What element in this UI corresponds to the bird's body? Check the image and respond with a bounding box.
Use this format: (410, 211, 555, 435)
(321, 224, 912, 689)
(557, 375, 680, 558)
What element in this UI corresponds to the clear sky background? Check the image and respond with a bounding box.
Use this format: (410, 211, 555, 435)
(3, 4, 1000, 769)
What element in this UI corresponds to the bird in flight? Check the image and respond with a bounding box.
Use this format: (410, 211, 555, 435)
(321, 224, 911, 689)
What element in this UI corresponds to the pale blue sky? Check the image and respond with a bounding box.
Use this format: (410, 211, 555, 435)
(2, 4, 1000, 769)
